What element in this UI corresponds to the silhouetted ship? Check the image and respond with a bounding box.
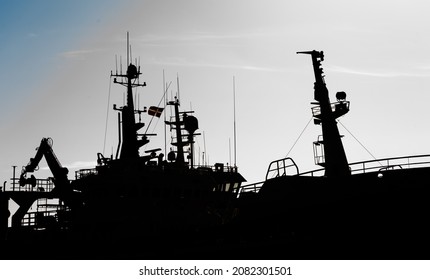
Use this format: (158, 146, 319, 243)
(2, 46, 430, 259)
(0, 35, 246, 258)
(233, 51, 430, 259)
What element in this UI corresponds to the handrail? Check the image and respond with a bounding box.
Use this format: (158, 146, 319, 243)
(265, 157, 299, 180)
(238, 181, 264, 195)
(311, 101, 350, 118)
(21, 210, 59, 227)
(195, 164, 239, 173)
(299, 154, 430, 177)
(237, 154, 430, 196)
(6, 178, 55, 192)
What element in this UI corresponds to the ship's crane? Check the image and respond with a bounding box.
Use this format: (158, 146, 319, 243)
(9, 137, 75, 229)
(20, 137, 69, 193)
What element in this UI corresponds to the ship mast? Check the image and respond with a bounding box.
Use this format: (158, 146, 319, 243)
(111, 32, 147, 160)
(165, 97, 199, 167)
(298, 50, 350, 177)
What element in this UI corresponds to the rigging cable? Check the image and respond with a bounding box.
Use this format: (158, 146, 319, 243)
(285, 116, 314, 158)
(338, 120, 382, 166)
(103, 76, 113, 155)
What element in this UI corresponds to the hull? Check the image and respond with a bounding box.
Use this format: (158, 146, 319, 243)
(233, 167, 430, 259)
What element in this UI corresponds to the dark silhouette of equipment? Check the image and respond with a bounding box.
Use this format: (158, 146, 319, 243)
(0, 33, 246, 259)
(297, 50, 350, 177)
(231, 50, 430, 260)
(5, 46, 430, 260)
(19, 137, 69, 191)
(5, 137, 76, 231)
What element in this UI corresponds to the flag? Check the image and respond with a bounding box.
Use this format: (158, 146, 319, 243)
(148, 106, 164, 117)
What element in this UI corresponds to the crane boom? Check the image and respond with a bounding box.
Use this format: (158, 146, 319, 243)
(20, 137, 69, 191)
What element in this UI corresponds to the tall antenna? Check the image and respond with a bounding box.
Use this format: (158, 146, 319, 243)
(130, 46, 133, 66)
(233, 76, 237, 167)
(163, 70, 167, 156)
(126, 32, 129, 66)
(203, 131, 207, 166)
(229, 138, 232, 167)
(115, 55, 118, 74)
(177, 73, 181, 102)
(198, 146, 201, 166)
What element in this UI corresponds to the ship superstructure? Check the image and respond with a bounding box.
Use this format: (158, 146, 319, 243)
(0, 35, 245, 252)
(2, 47, 430, 259)
(235, 50, 430, 259)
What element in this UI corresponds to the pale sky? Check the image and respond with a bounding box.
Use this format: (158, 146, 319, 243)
(2, 0, 430, 185)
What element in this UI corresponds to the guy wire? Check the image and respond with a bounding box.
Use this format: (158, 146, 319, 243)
(338, 120, 382, 165)
(103, 76, 113, 155)
(285, 116, 313, 158)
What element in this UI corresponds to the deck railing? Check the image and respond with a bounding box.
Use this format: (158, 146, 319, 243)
(265, 157, 299, 180)
(238, 154, 430, 195)
(195, 163, 239, 173)
(21, 210, 58, 227)
(237, 181, 264, 196)
(299, 154, 430, 177)
(5, 178, 55, 192)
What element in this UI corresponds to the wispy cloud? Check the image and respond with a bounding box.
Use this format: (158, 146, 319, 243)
(66, 161, 97, 169)
(135, 31, 275, 47)
(40, 161, 96, 171)
(193, 62, 284, 72)
(146, 57, 285, 72)
(416, 64, 430, 71)
(233, 64, 284, 72)
(59, 49, 100, 60)
(327, 65, 430, 78)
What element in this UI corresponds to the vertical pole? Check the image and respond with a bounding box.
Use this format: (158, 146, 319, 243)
(233, 76, 237, 167)
(203, 131, 207, 166)
(12, 166, 16, 191)
(127, 32, 129, 66)
(163, 70, 167, 157)
(229, 138, 232, 168)
(177, 74, 181, 103)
